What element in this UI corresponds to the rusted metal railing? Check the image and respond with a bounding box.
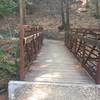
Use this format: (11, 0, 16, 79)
(65, 28, 100, 84)
(19, 25, 43, 80)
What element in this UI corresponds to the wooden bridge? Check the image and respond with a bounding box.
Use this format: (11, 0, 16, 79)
(8, 25, 100, 100)
(18, 25, 100, 84)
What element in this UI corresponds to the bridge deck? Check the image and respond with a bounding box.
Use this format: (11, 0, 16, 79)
(25, 39, 94, 84)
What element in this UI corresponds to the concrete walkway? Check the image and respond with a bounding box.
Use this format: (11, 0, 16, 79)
(25, 39, 94, 84)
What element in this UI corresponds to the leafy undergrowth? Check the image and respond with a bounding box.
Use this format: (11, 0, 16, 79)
(0, 62, 17, 87)
(0, 38, 19, 88)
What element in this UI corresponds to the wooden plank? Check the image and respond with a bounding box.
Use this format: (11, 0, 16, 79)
(24, 35, 34, 44)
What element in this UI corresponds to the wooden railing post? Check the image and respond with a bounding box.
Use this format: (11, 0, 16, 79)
(18, 25, 43, 80)
(96, 50, 100, 84)
(19, 25, 25, 80)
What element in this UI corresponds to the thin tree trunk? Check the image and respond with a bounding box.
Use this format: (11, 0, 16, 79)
(65, 0, 70, 43)
(95, 0, 100, 18)
(61, 0, 65, 27)
(23, 0, 26, 24)
(19, 0, 26, 24)
(65, 0, 70, 31)
(86, 0, 89, 8)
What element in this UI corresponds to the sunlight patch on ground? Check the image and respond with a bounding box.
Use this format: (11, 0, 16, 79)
(40, 64, 50, 68)
(53, 53, 58, 57)
(77, 0, 90, 13)
(45, 59, 53, 63)
(28, 89, 48, 100)
(75, 64, 82, 69)
(35, 72, 61, 81)
(81, 0, 90, 6)
(81, 0, 86, 6)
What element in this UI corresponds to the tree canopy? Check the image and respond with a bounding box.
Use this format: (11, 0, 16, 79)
(0, 0, 16, 16)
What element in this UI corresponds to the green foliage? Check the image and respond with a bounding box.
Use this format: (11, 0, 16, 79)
(0, 0, 16, 16)
(0, 31, 11, 37)
(0, 61, 17, 76)
(0, 39, 19, 80)
(32, 20, 38, 26)
(0, 49, 6, 56)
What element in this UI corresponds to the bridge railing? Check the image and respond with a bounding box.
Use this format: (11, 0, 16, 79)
(19, 25, 43, 80)
(65, 28, 100, 84)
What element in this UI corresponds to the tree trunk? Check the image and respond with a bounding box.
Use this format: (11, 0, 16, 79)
(65, 0, 70, 43)
(23, 0, 26, 24)
(95, 0, 100, 18)
(19, 0, 26, 24)
(86, 0, 89, 8)
(65, 0, 70, 31)
(61, 0, 65, 27)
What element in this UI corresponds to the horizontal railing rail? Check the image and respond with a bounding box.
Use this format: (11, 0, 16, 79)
(65, 28, 100, 84)
(19, 25, 43, 80)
